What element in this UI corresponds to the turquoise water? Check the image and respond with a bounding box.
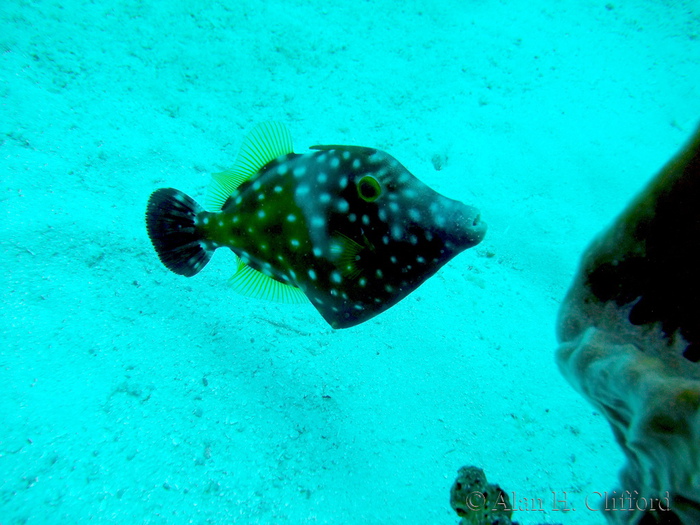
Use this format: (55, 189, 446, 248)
(2, 1, 699, 523)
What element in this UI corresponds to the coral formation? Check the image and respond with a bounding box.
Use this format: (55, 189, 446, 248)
(450, 466, 514, 525)
(556, 125, 700, 525)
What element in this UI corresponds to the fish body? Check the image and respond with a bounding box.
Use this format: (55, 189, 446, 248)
(146, 123, 486, 328)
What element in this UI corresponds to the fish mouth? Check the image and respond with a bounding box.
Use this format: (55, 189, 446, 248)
(456, 206, 487, 247)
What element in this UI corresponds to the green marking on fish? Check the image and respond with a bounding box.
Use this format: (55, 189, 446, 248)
(145, 122, 487, 328)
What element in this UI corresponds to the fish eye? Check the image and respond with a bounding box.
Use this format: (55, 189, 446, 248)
(357, 175, 382, 202)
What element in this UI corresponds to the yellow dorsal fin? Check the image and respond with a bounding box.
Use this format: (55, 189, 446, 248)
(229, 259, 307, 304)
(206, 122, 294, 210)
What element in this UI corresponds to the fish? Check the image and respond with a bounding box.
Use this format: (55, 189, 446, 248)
(145, 122, 486, 329)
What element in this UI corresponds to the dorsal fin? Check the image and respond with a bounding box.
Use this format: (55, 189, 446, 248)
(206, 122, 294, 210)
(309, 145, 377, 155)
(229, 259, 307, 304)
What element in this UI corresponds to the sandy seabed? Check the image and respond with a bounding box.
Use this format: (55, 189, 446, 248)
(2, 0, 699, 523)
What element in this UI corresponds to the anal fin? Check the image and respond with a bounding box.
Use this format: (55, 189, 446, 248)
(229, 259, 308, 304)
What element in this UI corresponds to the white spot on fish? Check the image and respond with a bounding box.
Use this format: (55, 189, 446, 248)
(316, 153, 327, 163)
(232, 216, 239, 223)
(308, 269, 317, 281)
(293, 166, 307, 177)
(382, 236, 390, 245)
(313, 247, 322, 257)
(385, 284, 394, 293)
(342, 151, 350, 160)
(311, 216, 325, 228)
(202, 216, 209, 225)
(330, 157, 340, 169)
(317, 173, 328, 184)
(416, 256, 426, 263)
(352, 159, 361, 169)
(369, 152, 383, 164)
(410, 235, 418, 245)
(408, 208, 421, 221)
(287, 214, 297, 222)
(378, 209, 387, 222)
(290, 239, 300, 247)
(338, 176, 348, 189)
(390, 256, 397, 264)
(362, 215, 370, 225)
(218, 220, 224, 227)
(258, 194, 265, 201)
(252, 180, 261, 191)
(336, 199, 349, 213)
(277, 164, 288, 175)
(319, 193, 331, 204)
(274, 185, 283, 193)
(258, 210, 266, 218)
(331, 271, 342, 283)
(376, 269, 383, 278)
(348, 213, 357, 222)
(359, 277, 367, 287)
(235, 196, 243, 205)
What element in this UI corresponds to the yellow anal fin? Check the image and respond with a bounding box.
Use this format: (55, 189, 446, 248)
(229, 260, 308, 304)
(206, 122, 294, 210)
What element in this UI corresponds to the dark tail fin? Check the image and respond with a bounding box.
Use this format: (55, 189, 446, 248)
(145, 188, 213, 277)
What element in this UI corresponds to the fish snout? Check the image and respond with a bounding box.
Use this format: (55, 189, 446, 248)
(451, 204, 487, 247)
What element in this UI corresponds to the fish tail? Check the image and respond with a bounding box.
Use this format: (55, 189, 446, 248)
(145, 188, 213, 277)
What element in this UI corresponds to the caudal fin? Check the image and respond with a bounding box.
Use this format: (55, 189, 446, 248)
(145, 188, 212, 277)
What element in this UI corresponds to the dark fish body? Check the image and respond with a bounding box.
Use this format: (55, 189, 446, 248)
(146, 123, 486, 328)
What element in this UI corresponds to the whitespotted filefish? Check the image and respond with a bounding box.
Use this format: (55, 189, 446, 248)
(145, 122, 486, 328)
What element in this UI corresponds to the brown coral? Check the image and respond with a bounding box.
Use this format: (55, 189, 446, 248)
(556, 126, 700, 525)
